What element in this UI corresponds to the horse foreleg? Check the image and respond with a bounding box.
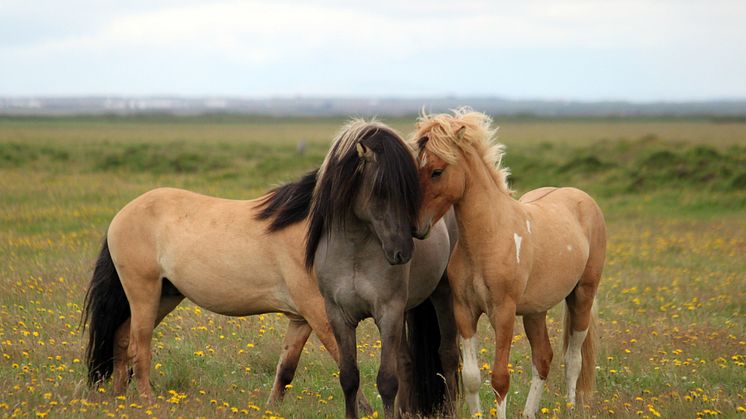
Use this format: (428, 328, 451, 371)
(267, 317, 312, 404)
(396, 325, 413, 414)
(328, 310, 360, 419)
(454, 301, 481, 416)
(301, 300, 373, 414)
(374, 307, 405, 419)
(522, 313, 552, 418)
(487, 300, 517, 419)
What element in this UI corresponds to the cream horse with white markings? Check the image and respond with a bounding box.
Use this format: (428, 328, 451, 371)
(410, 109, 606, 418)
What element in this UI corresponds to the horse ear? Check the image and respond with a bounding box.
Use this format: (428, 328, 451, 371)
(356, 143, 376, 162)
(456, 126, 466, 140)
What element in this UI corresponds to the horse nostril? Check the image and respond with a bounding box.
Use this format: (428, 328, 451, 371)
(393, 250, 403, 264)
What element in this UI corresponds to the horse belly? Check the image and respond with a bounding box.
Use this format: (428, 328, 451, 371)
(161, 250, 294, 317)
(516, 273, 580, 315)
(180, 278, 291, 317)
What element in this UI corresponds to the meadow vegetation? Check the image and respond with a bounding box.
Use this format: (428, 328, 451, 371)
(0, 115, 744, 418)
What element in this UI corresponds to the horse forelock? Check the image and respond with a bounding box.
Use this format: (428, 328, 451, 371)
(314, 120, 376, 197)
(368, 127, 421, 224)
(305, 119, 420, 269)
(412, 107, 512, 194)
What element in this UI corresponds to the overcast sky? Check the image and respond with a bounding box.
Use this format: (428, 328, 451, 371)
(1, 0, 745, 101)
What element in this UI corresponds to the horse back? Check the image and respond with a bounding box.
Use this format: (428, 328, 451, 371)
(519, 187, 605, 242)
(106, 187, 305, 316)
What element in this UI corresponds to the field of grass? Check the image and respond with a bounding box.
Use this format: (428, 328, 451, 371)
(0, 115, 744, 418)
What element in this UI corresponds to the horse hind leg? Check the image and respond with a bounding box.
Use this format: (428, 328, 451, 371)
(121, 272, 185, 401)
(563, 269, 600, 407)
(112, 280, 184, 396)
(522, 313, 553, 418)
(430, 278, 460, 413)
(564, 206, 606, 407)
(267, 317, 312, 404)
(112, 318, 132, 395)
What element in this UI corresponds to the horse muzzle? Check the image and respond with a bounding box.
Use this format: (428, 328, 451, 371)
(384, 242, 413, 265)
(412, 221, 431, 240)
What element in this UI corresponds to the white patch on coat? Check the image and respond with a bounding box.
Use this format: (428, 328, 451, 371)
(564, 329, 588, 405)
(526, 220, 532, 234)
(566, 244, 573, 252)
(514, 233, 523, 264)
(523, 365, 546, 417)
(461, 336, 482, 415)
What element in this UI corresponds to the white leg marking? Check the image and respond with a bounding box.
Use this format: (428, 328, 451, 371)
(496, 394, 507, 419)
(526, 220, 531, 234)
(513, 233, 522, 264)
(522, 365, 545, 418)
(564, 329, 588, 406)
(461, 336, 482, 415)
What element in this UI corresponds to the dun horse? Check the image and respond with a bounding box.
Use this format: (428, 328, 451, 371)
(411, 109, 606, 418)
(295, 120, 460, 419)
(82, 131, 373, 408)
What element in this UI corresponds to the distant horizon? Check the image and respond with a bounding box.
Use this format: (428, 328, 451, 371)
(4, 95, 745, 117)
(3, 94, 746, 104)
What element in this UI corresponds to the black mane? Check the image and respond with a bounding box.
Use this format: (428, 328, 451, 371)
(255, 169, 318, 232)
(305, 124, 421, 269)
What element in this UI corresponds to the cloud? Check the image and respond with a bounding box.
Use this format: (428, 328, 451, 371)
(1, 0, 745, 99)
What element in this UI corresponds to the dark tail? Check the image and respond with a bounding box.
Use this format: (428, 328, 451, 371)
(82, 237, 130, 386)
(405, 299, 447, 415)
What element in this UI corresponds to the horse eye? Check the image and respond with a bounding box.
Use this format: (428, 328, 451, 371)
(431, 169, 444, 179)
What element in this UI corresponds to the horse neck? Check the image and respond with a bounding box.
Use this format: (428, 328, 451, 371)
(453, 156, 521, 249)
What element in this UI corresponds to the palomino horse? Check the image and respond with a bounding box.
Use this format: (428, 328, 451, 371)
(411, 109, 606, 418)
(291, 120, 460, 419)
(82, 141, 378, 409)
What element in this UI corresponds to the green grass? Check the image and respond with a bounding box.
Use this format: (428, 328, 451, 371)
(0, 116, 744, 418)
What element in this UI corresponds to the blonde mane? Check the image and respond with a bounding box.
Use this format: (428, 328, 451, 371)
(411, 107, 512, 195)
